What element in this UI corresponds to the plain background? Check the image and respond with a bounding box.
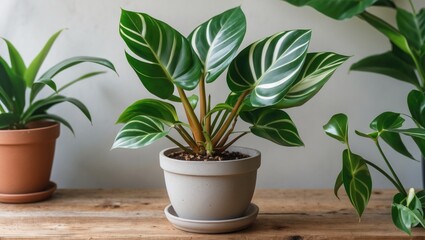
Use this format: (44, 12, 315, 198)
(0, 0, 424, 189)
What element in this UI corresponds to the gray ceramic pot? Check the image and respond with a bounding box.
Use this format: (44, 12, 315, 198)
(160, 146, 261, 221)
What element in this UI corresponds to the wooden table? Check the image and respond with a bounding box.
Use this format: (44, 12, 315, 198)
(0, 189, 424, 239)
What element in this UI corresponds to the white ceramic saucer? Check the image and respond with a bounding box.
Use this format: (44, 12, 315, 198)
(164, 203, 259, 234)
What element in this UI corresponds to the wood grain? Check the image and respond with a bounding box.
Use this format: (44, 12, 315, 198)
(0, 189, 424, 239)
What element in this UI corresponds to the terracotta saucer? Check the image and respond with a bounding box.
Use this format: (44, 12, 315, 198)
(164, 203, 259, 234)
(0, 181, 57, 204)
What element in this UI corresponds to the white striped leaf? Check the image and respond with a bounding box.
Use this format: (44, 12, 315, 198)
(116, 99, 178, 126)
(188, 7, 246, 83)
(276, 52, 349, 108)
(342, 149, 372, 217)
(227, 30, 311, 107)
(113, 116, 169, 149)
(240, 108, 304, 146)
(119, 9, 202, 99)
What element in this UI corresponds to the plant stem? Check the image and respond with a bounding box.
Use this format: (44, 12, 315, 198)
(166, 135, 195, 155)
(175, 125, 198, 151)
(375, 139, 407, 195)
(199, 77, 207, 130)
(211, 110, 223, 134)
(217, 131, 249, 153)
(206, 94, 211, 135)
(363, 159, 406, 194)
(212, 111, 229, 138)
(177, 87, 204, 145)
(212, 90, 249, 146)
(217, 117, 238, 147)
(409, 0, 417, 15)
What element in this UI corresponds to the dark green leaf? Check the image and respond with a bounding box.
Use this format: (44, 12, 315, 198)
(359, 12, 413, 57)
(0, 113, 19, 129)
(355, 130, 378, 139)
(27, 113, 74, 134)
(119, 9, 202, 99)
(380, 131, 415, 160)
(113, 115, 169, 149)
(240, 108, 304, 146)
(350, 51, 419, 88)
(334, 171, 343, 199)
(189, 7, 246, 83)
(396, 8, 425, 52)
(276, 52, 349, 108)
(370, 111, 404, 132)
(30, 79, 57, 102)
(408, 90, 425, 128)
(373, 0, 395, 8)
(416, 190, 425, 209)
(0, 57, 15, 111)
(282, 0, 377, 20)
(392, 128, 425, 140)
(392, 190, 425, 235)
(227, 30, 311, 107)
(116, 99, 178, 126)
(413, 137, 425, 157)
(57, 71, 106, 94)
(24, 30, 63, 87)
(1, 38, 26, 77)
(342, 149, 372, 217)
(323, 113, 348, 144)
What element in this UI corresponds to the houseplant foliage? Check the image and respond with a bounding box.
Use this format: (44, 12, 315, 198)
(113, 7, 348, 157)
(0, 30, 116, 132)
(282, 0, 425, 235)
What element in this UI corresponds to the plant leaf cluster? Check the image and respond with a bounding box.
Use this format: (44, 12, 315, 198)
(0, 30, 116, 132)
(282, 0, 425, 235)
(114, 7, 348, 156)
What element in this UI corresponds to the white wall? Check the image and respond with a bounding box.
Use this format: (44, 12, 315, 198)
(0, 0, 423, 189)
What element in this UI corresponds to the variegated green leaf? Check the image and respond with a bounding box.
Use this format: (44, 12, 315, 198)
(116, 99, 178, 126)
(113, 115, 169, 149)
(227, 30, 311, 107)
(240, 108, 303, 146)
(342, 149, 372, 217)
(275, 52, 348, 108)
(119, 9, 202, 99)
(189, 7, 246, 83)
(391, 128, 425, 140)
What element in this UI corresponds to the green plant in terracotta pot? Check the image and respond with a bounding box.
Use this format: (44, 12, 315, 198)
(282, 0, 425, 235)
(113, 7, 348, 233)
(0, 30, 115, 203)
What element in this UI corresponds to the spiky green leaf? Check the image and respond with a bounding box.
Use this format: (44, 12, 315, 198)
(342, 149, 372, 217)
(240, 108, 304, 146)
(323, 113, 349, 144)
(113, 115, 169, 149)
(24, 30, 63, 87)
(227, 30, 311, 107)
(276, 52, 348, 108)
(189, 7, 246, 83)
(1, 38, 26, 77)
(119, 9, 201, 99)
(0, 113, 19, 129)
(27, 113, 74, 134)
(116, 99, 178, 126)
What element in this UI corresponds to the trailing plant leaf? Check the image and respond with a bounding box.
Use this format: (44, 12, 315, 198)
(408, 90, 425, 128)
(119, 9, 202, 99)
(392, 190, 425, 235)
(27, 113, 74, 134)
(189, 7, 246, 83)
(373, 0, 395, 8)
(350, 51, 420, 88)
(24, 30, 63, 87)
(227, 30, 311, 107)
(113, 115, 169, 149)
(380, 131, 415, 160)
(391, 128, 425, 140)
(323, 113, 349, 144)
(116, 99, 178, 126)
(240, 108, 304, 146)
(342, 149, 372, 217)
(396, 8, 425, 52)
(334, 171, 343, 199)
(276, 52, 349, 108)
(282, 0, 377, 20)
(370, 111, 404, 132)
(30, 79, 57, 102)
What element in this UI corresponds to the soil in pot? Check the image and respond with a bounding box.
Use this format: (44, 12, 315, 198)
(167, 150, 250, 161)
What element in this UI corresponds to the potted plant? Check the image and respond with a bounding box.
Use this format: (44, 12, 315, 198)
(0, 30, 115, 203)
(113, 7, 348, 233)
(282, 0, 425, 235)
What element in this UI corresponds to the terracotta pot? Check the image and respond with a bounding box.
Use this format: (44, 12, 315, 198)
(160, 146, 261, 221)
(0, 121, 60, 194)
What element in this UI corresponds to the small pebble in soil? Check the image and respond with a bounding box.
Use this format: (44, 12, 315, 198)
(167, 150, 250, 161)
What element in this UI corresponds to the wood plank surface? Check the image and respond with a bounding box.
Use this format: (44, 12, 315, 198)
(0, 189, 424, 239)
